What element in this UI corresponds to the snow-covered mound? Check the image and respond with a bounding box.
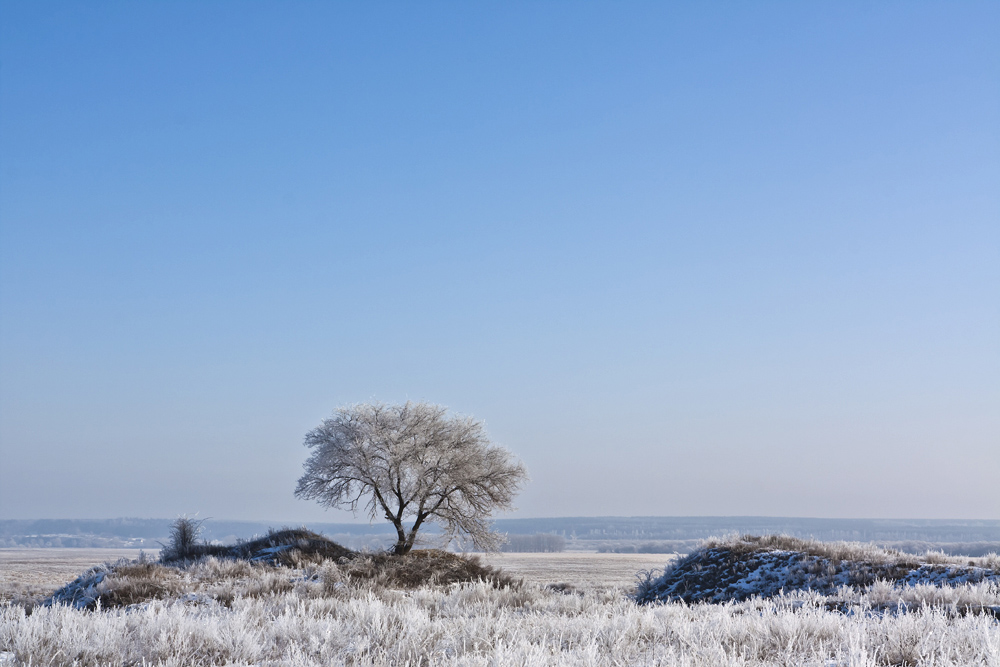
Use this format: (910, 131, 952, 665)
(45, 529, 357, 610)
(45, 561, 124, 610)
(43, 534, 514, 611)
(635, 535, 1000, 605)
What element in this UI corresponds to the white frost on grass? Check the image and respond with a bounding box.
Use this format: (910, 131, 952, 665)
(6, 542, 1000, 666)
(4, 576, 1000, 666)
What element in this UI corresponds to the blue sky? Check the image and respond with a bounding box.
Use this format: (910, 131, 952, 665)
(1, 2, 997, 522)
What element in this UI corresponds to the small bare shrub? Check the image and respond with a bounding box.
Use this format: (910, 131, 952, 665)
(159, 516, 206, 562)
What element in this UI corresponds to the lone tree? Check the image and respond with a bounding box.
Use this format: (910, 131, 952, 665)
(295, 401, 528, 555)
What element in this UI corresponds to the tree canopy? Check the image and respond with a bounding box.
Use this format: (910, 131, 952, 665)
(295, 401, 528, 555)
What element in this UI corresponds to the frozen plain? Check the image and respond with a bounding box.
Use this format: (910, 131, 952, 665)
(2, 548, 999, 666)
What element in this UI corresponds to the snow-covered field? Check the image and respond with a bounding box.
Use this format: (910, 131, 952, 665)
(2, 547, 1000, 666)
(482, 552, 675, 589)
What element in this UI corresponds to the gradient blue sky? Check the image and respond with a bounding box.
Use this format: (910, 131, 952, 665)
(1, 2, 997, 523)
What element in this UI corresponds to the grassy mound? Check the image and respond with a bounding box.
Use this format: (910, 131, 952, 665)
(159, 527, 355, 566)
(636, 534, 1000, 606)
(43, 529, 516, 611)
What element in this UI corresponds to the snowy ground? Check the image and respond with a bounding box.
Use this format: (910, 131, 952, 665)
(481, 552, 676, 589)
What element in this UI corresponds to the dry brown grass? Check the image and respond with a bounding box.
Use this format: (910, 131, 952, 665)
(337, 549, 517, 589)
(97, 562, 182, 608)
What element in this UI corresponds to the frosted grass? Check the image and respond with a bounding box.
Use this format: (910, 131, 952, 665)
(4, 574, 1000, 666)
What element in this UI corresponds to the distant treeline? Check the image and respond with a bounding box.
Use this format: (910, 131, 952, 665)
(599, 541, 701, 554)
(0, 519, 400, 546)
(0, 534, 151, 549)
(501, 534, 566, 553)
(5, 517, 1000, 551)
(597, 540, 1000, 557)
(493, 517, 1000, 544)
(0, 518, 173, 540)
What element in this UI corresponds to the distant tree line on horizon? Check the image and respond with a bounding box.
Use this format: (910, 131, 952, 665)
(500, 533, 566, 553)
(6, 517, 1000, 556)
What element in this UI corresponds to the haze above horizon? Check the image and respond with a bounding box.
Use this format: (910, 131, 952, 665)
(1, 2, 997, 522)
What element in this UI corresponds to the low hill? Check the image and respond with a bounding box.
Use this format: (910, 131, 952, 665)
(42, 529, 515, 611)
(635, 535, 1000, 606)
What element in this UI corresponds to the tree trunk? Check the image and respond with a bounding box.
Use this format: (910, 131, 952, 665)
(399, 513, 426, 555)
(391, 521, 409, 555)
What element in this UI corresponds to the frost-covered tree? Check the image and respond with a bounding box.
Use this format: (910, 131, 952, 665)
(295, 401, 528, 555)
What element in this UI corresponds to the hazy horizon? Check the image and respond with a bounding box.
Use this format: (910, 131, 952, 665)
(8, 514, 1000, 524)
(2, 2, 997, 523)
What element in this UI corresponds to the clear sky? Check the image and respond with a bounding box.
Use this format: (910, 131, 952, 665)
(1, 2, 997, 523)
